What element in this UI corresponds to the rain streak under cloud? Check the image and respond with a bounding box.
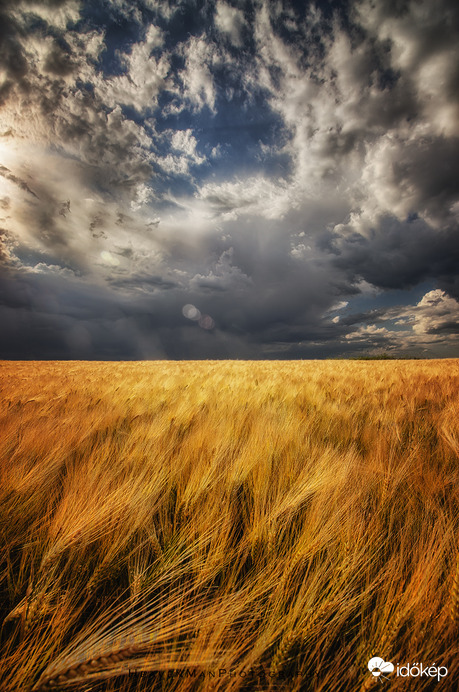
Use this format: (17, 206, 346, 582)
(0, 0, 458, 359)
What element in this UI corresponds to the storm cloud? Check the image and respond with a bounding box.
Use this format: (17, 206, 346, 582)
(0, 0, 458, 359)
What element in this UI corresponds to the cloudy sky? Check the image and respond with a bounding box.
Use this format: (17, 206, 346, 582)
(0, 0, 458, 359)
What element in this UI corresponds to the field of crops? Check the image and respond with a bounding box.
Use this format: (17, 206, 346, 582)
(1, 360, 458, 691)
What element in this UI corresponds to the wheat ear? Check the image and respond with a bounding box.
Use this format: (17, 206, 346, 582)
(378, 606, 405, 654)
(269, 630, 297, 677)
(267, 527, 276, 557)
(250, 535, 261, 564)
(381, 473, 390, 502)
(33, 644, 142, 690)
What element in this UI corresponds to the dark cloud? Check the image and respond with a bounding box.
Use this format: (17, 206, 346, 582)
(323, 217, 459, 298)
(388, 137, 459, 223)
(0, 0, 458, 358)
(0, 264, 257, 359)
(0, 4, 28, 90)
(43, 42, 77, 76)
(428, 321, 459, 335)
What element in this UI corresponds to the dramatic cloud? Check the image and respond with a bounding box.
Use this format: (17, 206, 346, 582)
(0, 0, 458, 359)
(344, 289, 459, 356)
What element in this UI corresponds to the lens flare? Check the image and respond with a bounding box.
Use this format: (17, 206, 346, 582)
(182, 304, 201, 320)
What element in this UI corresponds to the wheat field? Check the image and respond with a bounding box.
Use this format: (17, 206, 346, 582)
(0, 359, 458, 691)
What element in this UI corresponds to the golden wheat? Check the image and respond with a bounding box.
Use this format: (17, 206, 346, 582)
(450, 553, 459, 626)
(0, 359, 458, 692)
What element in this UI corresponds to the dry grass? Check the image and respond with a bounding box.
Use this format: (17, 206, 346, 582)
(0, 359, 458, 691)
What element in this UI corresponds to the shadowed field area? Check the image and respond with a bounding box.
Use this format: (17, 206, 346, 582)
(0, 360, 458, 691)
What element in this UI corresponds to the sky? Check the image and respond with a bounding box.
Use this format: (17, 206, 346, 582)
(0, 0, 458, 359)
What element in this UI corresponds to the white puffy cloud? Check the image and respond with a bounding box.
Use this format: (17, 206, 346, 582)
(345, 324, 391, 340)
(251, 0, 459, 243)
(355, 0, 459, 137)
(196, 176, 292, 220)
(11, 0, 81, 30)
(190, 247, 252, 292)
(159, 129, 206, 177)
(95, 25, 168, 112)
(400, 289, 459, 338)
(171, 129, 201, 158)
(344, 289, 459, 355)
(215, 2, 246, 47)
(178, 36, 219, 113)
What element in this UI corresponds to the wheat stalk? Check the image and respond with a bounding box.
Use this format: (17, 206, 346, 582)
(450, 554, 459, 626)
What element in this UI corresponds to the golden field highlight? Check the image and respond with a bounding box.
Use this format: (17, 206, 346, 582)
(0, 359, 458, 691)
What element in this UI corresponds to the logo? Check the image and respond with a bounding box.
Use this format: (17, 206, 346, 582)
(367, 657, 448, 682)
(368, 657, 394, 680)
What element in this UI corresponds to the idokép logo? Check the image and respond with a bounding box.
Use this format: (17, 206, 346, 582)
(368, 657, 448, 682)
